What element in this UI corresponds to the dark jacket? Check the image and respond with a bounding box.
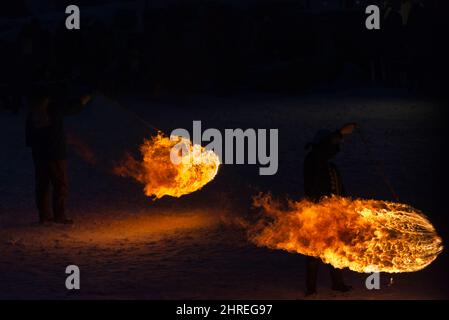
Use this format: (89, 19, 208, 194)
(304, 131, 345, 202)
(26, 98, 84, 160)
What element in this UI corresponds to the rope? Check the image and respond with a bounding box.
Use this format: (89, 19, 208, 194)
(93, 91, 161, 134)
(25, 78, 161, 133)
(356, 128, 400, 201)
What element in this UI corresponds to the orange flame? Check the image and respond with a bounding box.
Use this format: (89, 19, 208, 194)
(114, 133, 220, 199)
(248, 194, 443, 273)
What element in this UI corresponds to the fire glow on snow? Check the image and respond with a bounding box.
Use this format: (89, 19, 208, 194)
(115, 133, 220, 199)
(248, 194, 443, 273)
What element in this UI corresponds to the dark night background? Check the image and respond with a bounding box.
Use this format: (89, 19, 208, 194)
(0, 0, 448, 96)
(1, 0, 449, 299)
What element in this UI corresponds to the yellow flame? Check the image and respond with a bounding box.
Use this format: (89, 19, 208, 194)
(115, 133, 220, 199)
(249, 194, 443, 273)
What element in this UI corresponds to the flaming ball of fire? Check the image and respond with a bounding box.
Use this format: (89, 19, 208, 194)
(249, 194, 443, 273)
(114, 133, 220, 199)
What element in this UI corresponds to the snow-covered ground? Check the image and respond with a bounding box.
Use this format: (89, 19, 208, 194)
(0, 89, 448, 299)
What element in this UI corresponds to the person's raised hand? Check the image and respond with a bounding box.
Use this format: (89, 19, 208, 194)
(340, 123, 358, 135)
(80, 94, 92, 106)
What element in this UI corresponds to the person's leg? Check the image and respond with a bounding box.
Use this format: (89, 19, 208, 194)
(49, 159, 71, 224)
(329, 266, 344, 287)
(32, 152, 52, 223)
(305, 257, 319, 295)
(329, 265, 352, 292)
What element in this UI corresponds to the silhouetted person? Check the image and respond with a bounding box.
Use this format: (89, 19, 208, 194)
(26, 85, 91, 224)
(303, 123, 357, 296)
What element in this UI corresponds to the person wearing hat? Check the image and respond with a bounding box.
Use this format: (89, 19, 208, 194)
(26, 84, 92, 225)
(303, 123, 357, 296)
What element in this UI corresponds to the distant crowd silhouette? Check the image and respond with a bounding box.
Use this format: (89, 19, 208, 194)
(0, 0, 446, 113)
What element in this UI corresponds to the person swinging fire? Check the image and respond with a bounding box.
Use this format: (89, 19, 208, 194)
(303, 123, 358, 296)
(26, 84, 92, 225)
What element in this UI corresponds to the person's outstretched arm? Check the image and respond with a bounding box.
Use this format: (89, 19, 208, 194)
(62, 94, 92, 116)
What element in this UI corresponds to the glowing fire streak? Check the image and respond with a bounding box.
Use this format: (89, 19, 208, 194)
(249, 194, 443, 273)
(115, 133, 220, 199)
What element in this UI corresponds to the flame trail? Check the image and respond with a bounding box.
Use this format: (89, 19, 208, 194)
(114, 133, 220, 199)
(248, 194, 443, 273)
